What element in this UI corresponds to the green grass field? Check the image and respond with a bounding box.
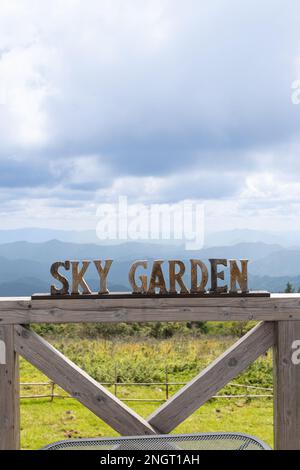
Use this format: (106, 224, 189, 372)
(20, 334, 274, 449)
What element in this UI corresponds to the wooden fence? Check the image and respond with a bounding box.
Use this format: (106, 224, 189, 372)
(19, 380, 273, 402)
(0, 293, 300, 450)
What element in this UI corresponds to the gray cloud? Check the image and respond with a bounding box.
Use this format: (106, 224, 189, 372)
(0, 0, 299, 229)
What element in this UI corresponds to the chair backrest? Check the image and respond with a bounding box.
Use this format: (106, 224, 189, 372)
(42, 432, 271, 450)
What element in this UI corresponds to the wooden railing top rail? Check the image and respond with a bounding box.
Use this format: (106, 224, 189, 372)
(1, 295, 300, 449)
(0, 293, 299, 323)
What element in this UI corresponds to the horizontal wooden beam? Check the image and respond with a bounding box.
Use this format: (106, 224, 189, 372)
(0, 294, 299, 323)
(31, 291, 271, 300)
(148, 322, 275, 433)
(14, 325, 155, 436)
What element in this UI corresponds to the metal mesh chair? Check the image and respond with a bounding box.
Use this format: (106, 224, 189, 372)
(42, 433, 270, 450)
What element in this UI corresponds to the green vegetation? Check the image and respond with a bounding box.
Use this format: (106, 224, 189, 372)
(20, 334, 274, 449)
(31, 319, 258, 340)
(284, 281, 300, 293)
(21, 395, 273, 450)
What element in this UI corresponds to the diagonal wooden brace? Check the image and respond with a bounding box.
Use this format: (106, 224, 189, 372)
(148, 321, 275, 433)
(14, 325, 155, 436)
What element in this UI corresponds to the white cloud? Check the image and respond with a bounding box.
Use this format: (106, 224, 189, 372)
(0, 0, 299, 232)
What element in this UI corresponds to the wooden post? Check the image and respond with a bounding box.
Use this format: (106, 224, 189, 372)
(114, 364, 118, 398)
(274, 321, 300, 449)
(165, 366, 169, 401)
(50, 381, 55, 402)
(0, 326, 20, 450)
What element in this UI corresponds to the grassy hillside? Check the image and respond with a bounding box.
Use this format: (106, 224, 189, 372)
(20, 335, 273, 449)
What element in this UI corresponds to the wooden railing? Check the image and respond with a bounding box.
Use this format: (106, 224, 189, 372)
(19, 380, 274, 402)
(0, 293, 300, 450)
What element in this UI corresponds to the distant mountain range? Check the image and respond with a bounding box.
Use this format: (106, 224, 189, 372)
(204, 229, 300, 247)
(1, 227, 300, 248)
(0, 237, 298, 295)
(0, 239, 282, 263)
(0, 228, 101, 244)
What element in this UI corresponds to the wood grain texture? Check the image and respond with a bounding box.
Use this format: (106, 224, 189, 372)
(50, 261, 70, 296)
(229, 259, 248, 293)
(0, 326, 20, 450)
(93, 260, 113, 294)
(128, 261, 148, 294)
(0, 295, 299, 324)
(168, 260, 189, 294)
(148, 322, 275, 433)
(32, 290, 271, 299)
(273, 321, 300, 449)
(14, 325, 155, 436)
(148, 260, 167, 295)
(71, 261, 92, 295)
(209, 259, 228, 293)
(190, 259, 209, 293)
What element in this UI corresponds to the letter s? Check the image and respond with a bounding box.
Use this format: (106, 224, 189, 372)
(50, 261, 70, 295)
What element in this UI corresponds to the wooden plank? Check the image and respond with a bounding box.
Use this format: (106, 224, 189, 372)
(1, 294, 300, 324)
(273, 321, 300, 449)
(148, 322, 275, 433)
(31, 290, 271, 299)
(14, 325, 155, 436)
(0, 326, 20, 450)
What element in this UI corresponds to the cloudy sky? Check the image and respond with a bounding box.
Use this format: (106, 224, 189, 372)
(0, 0, 300, 234)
